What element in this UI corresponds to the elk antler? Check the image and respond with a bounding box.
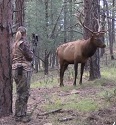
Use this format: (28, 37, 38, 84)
(78, 13, 94, 34)
(78, 12, 106, 35)
(93, 16, 106, 34)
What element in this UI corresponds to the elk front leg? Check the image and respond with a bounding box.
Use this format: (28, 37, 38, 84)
(79, 63, 85, 85)
(73, 62, 78, 86)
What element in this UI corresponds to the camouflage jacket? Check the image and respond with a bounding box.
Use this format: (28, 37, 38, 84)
(12, 39, 33, 71)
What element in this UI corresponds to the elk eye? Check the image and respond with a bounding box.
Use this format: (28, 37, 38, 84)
(97, 39, 102, 42)
(94, 38, 97, 40)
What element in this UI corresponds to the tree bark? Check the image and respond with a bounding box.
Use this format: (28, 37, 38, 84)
(51, 52, 56, 68)
(84, 0, 101, 80)
(111, 0, 115, 58)
(69, 0, 73, 41)
(44, 50, 50, 75)
(63, 0, 67, 43)
(0, 0, 13, 117)
(15, 0, 25, 28)
(100, 0, 106, 57)
(32, 34, 39, 73)
(44, 0, 49, 74)
(104, 0, 114, 60)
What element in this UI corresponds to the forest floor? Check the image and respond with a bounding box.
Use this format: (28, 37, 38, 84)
(0, 63, 116, 125)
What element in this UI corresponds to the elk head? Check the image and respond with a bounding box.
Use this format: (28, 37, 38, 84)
(78, 13, 106, 48)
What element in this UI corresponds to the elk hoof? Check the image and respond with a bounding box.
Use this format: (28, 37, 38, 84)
(73, 83, 76, 86)
(79, 82, 82, 85)
(60, 84, 64, 87)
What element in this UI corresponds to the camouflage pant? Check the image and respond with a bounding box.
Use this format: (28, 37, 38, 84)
(12, 69, 32, 117)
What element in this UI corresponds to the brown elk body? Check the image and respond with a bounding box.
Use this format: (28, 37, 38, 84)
(56, 33, 106, 86)
(56, 13, 106, 87)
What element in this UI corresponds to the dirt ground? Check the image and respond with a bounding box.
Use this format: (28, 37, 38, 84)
(0, 80, 116, 125)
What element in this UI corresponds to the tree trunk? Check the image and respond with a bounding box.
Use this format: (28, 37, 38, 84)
(35, 36, 39, 72)
(84, 0, 101, 80)
(104, 0, 114, 60)
(35, 48, 39, 72)
(111, 0, 115, 56)
(56, 55, 59, 67)
(69, 0, 73, 41)
(0, 0, 13, 117)
(15, 0, 25, 28)
(44, 0, 49, 74)
(45, 0, 49, 38)
(44, 50, 50, 75)
(63, 0, 67, 43)
(100, 0, 106, 57)
(51, 52, 56, 69)
(89, 50, 100, 80)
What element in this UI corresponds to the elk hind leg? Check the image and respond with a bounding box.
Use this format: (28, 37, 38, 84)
(60, 62, 68, 87)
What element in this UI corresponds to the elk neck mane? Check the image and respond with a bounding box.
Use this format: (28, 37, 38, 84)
(82, 37, 97, 58)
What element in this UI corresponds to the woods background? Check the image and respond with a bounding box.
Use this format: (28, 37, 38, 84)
(0, 0, 116, 118)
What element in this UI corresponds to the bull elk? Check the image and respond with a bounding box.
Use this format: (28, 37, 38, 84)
(56, 14, 106, 87)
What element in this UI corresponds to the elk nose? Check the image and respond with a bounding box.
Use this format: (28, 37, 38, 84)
(102, 44, 106, 48)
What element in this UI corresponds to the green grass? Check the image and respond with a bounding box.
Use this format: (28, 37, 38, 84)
(30, 60, 116, 89)
(31, 79, 57, 88)
(31, 75, 58, 88)
(76, 99, 98, 112)
(102, 68, 116, 80)
(43, 98, 98, 113)
(41, 91, 98, 113)
(64, 99, 98, 112)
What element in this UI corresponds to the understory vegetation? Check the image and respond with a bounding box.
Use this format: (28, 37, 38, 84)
(27, 54, 116, 125)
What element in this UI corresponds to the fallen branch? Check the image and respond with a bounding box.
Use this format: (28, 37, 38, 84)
(58, 116, 74, 122)
(37, 108, 62, 116)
